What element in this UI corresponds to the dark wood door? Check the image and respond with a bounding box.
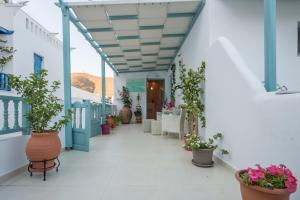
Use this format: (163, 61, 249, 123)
(147, 80, 164, 119)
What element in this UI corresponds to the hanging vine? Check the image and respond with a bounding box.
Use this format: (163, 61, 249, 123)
(0, 39, 15, 72)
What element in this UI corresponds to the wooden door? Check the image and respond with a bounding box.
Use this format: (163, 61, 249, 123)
(147, 80, 164, 119)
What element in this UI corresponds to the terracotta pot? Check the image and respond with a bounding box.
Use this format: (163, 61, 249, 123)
(26, 132, 61, 172)
(135, 115, 142, 124)
(235, 170, 294, 200)
(119, 106, 132, 124)
(192, 148, 214, 166)
(107, 115, 116, 128)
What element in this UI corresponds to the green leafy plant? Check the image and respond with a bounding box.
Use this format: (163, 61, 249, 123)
(134, 93, 142, 116)
(0, 39, 15, 72)
(186, 133, 229, 155)
(8, 69, 72, 133)
(119, 86, 132, 108)
(174, 59, 206, 131)
(113, 115, 121, 126)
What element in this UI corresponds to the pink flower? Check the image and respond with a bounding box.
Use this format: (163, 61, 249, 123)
(248, 167, 265, 183)
(164, 101, 175, 110)
(266, 165, 284, 176)
(285, 175, 298, 192)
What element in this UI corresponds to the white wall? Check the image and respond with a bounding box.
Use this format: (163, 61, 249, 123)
(176, 1, 300, 199)
(206, 38, 300, 200)
(113, 70, 170, 122)
(0, 5, 64, 177)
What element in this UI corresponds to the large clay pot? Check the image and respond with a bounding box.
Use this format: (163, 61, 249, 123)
(119, 106, 132, 124)
(235, 170, 295, 200)
(192, 148, 214, 167)
(26, 132, 61, 172)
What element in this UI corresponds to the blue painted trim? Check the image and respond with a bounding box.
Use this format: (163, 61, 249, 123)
(142, 61, 156, 64)
(264, 0, 277, 92)
(101, 57, 106, 124)
(139, 25, 164, 30)
(127, 58, 142, 61)
(108, 55, 123, 58)
(87, 28, 113, 32)
(167, 12, 194, 18)
(142, 53, 159, 56)
(0, 26, 14, 35)
(162, 33, 185, 38)
(160, 47, 177, 50)
(141, 42, 160, 46)
(123, 49, 140, 52)
(117, 35, 139, 40)
(113, 62, 127, 65)
(56, 1, 118, 74)
(109, 15, 138, 20)
(171, 0, 206, 66)
(101, 44, 120, 48)
(61, 3, 73, 148)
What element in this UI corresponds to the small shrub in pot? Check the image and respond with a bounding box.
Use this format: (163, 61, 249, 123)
(188, 133, 229, 167)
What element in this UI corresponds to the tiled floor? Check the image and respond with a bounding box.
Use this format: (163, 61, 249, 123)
(0, 124, 241, 200)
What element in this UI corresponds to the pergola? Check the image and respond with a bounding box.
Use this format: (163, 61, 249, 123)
(56, 0, 277, 148)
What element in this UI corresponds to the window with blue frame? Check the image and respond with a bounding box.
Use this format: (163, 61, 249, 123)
(33, 53, 43, 73)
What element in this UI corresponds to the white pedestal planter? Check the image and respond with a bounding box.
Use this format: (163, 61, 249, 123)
(151, 120, 162, 135)
(143, 119, 152, 133)
(162, 113, 181, 139)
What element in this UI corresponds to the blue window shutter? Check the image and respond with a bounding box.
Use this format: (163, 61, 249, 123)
(33, 53, 43, 73)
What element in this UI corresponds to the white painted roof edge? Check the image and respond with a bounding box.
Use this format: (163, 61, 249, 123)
(65, 0, 200, 7)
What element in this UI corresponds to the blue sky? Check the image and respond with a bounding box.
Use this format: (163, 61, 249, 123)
(18, 0, 114, 77)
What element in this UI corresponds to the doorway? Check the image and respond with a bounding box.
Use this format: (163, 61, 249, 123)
(146, 79, 164, 119)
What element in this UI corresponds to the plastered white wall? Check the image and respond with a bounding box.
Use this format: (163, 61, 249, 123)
(0, 6, 64, 177)
(113, 71, 170, 122)
(175, 1, 300, 199)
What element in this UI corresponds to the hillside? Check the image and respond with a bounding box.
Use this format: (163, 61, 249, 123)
(71, 73, 114, 98)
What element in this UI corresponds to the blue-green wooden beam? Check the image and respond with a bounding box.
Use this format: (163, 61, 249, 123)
(264, 0, 277, 92)
(60, 1, 72, 148)
(119, 69, 168, 74)
(101, 57, 106, 124)
(56, 1, 119, 75)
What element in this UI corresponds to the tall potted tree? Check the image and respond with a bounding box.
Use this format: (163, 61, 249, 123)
(9, 69, 71, 172)
(119, 86, 132, 124)
(174, 60, 206, 135)
(134, 93, 142, 123)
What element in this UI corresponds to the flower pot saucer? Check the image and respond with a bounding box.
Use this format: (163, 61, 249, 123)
(191, 159, 214, 168)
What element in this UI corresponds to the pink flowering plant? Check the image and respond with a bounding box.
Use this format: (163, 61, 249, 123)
(163, 101, 175, 110)
(240, 164, 297, 192)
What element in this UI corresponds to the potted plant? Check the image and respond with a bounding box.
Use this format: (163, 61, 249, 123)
(113, 115, 121, 126)
(235, 164, 297, 200)
(134, 93, 142, 124)
(119, 86, 132, 124)
(187, 133, 229, 167)
(8, 69, 71, 172)
(162, 101, 176, 114)
(107, 115, 116, 128)
(174, 59, 206, 136)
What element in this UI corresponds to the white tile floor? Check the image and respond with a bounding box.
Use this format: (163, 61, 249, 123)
(0, 124, 241, 200)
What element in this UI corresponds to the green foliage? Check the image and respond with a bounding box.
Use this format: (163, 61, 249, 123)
(112, 115, 121, 126)
(8, 69, 72, 133)
(174, 59, 206, 128)
(170, 63, 176, 102)
(0, 39, 15, 71)
(119, 86, 132, 108)
(186, 133, 229, 155)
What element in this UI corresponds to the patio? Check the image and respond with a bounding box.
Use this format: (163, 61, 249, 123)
(0, 124, 240, 200)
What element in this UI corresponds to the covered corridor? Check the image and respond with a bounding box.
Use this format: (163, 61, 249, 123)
(0, 125, 239, 200)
